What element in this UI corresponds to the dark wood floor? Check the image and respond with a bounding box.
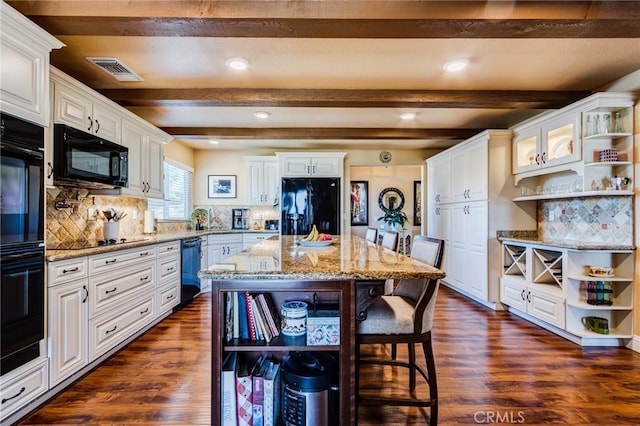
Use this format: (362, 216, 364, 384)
(18, 286, 640, 425)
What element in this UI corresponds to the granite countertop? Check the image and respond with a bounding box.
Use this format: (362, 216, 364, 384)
(496, 230, 635, 251)
(200, 235, 446, 281)
(45, 229, 279, 262)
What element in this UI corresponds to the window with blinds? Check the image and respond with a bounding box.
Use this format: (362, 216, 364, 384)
(147, 160, 193, 220)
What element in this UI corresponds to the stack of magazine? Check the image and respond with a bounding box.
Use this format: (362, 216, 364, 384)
(225, 292, 281, 343)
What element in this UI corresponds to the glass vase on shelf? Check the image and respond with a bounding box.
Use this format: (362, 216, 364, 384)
(613, 112, 624, 133)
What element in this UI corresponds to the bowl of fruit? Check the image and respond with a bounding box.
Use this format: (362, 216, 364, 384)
(298, 225, 333, 247)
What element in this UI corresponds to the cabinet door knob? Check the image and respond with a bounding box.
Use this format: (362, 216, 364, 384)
(526, 291, 532, 303)
(541, 152, 547, 164)
(520, 289, 526, 301)
(95, 119, 100, 133)
(82, 285, 89, 303)
(47, 162, 54, 179)
(535, 153, 540, 165)
(87, 116, 93, 132)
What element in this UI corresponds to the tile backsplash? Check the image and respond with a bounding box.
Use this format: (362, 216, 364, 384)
(539, 196, 632, 245)
(45, 187, 281, 245)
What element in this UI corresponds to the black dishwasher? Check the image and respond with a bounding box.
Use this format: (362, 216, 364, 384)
(180, 237, 202, 306)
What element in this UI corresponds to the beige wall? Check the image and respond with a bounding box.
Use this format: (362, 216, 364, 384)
(164, 139, 195, 169)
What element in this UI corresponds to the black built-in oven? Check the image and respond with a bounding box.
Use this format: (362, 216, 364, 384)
(0, 247, 45, 375)
(0, 112, 46, 375)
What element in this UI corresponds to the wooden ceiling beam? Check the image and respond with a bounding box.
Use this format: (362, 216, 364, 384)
(10, 1, 640, 38)
(160, 127, 482, 141)
(101, 89, 590, 110)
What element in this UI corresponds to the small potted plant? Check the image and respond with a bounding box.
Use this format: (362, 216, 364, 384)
(377, 209, 408, 231)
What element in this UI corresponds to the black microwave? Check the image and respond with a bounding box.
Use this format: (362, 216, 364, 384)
(53, 124, 128, 189)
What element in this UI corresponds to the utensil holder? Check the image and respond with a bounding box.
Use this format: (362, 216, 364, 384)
(104, 221, 120, 241)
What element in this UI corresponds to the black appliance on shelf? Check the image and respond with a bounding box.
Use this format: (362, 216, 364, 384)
(53, 123, 129, 189)
(281, 178, 340, 236)
(0, 113, 46, 375)
(180, 237, 202, 306)
(232, 208, 250, 230)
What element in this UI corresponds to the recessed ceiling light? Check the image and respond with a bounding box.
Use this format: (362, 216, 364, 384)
(443, 59, 469, 72)
(253, 111, 270, 119)
(208, 140, 220, 145)
(399, 112, 416, 121)
(225, 57, 249, 71)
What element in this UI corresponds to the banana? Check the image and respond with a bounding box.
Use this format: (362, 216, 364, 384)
(303, 224, 319, 242)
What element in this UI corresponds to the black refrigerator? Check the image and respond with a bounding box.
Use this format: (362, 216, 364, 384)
(281, 177, 340, 236)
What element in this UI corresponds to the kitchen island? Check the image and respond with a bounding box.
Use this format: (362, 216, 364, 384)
(200, 234, 445, 425)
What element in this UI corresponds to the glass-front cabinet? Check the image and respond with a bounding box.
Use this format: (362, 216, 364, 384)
(513, 113, 580, 175)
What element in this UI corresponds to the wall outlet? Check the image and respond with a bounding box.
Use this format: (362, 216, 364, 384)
(132, 210, 138, 220)
(548, 211, 555, 221)
(87, 208, 96, 221)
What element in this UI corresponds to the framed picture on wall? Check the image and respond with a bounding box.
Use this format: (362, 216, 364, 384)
(350, 181, 369, 226)
(414, 180, 422, 226)
(208, 175, 237, 198)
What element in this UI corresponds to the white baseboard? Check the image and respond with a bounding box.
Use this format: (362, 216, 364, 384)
(629, 335, 640, 353)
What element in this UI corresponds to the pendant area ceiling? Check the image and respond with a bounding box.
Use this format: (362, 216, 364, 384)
(7, 0, 640, 151)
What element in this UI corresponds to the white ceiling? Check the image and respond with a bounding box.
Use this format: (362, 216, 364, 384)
(7, 0, 640, 151)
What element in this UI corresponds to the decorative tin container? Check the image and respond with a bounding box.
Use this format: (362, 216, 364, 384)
(307, 308, 340, 346)
(281, 301, 308, 337)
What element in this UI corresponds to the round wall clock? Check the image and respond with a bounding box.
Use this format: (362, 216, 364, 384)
(379, 151, 392, 164)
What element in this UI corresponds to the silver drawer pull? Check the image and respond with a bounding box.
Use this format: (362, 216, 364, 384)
(105, 259, 117, 264)
(63, 267, 79, 274)
(105, 287, 117, 294)
(140, 307, 149, 314)
(105, 325, 117, 335)
(2, 386, 26, 404)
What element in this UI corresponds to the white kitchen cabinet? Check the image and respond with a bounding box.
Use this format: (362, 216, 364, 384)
(47, 257, 89, 387)
(500, 242, 566, 329)
(500, 241, 634, 346)
(277, 152, 346, 177)
(0, 2, 63, 126)
(427, 152, 451, 205)
(120, 118, 165, 198)
(512, 93, 635, 201)
(51, 68, 122, 143)
(512, 111, 580, 175)
(208, 234, 243, 265)
(0, 359, 48, 423)
(451, 139, 487, 202)
(156, 241, 180, 316)
(426, 130, 533, 306)
(48, 277, 88, 386)
(246, 156, 279, 205)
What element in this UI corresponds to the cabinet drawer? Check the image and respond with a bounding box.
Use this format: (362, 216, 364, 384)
(208, 234, 242, 245)
(158, 256, 179, 281)
(0, 359, 48, 419)
(157, 240, 180, 257)
(48, 257, 88, 286)
(89, 245, 155, 274)
(157, 282, 180, 315)
(529, 290, 565, 329)
(501, 278, 527, 311)
(89, 262, 154, 318)
(89, 297, 155, 361)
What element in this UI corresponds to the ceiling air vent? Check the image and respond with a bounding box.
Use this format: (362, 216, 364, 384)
(86, 57, 143, 82)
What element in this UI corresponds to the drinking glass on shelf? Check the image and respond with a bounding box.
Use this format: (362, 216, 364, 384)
(601, 113, 611, 134)
(613, 112, 624, 133)
(593, 114, 601, 135)
(585, 115, 593, 136)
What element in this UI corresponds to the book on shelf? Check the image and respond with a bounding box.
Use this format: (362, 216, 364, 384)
(221, 352, 238, 426)
(244, 291, 258, 341)
(257, 293, 280, 338)
(237, 292, 249, 340)
(263, 360, 281, 426)
(225, 292, 234, 342)
(251, 295, 272, 342)
(232, 291, 240, 339)
(251, 355, 270, 426)
(236, 356, 253, 426)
